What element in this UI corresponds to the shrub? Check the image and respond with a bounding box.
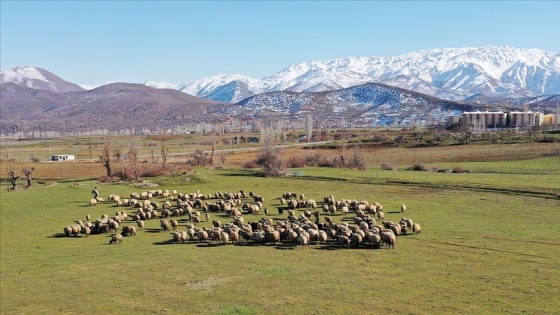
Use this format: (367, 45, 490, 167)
(452, 166, 466, 173)
(97, 175, 120, 183)
(285, 155, 307, 168)
(411, 163, 428, 171)
(141, 166, 170, 178)
(380, 162, 396, 170)
(255, 145, 285, 177)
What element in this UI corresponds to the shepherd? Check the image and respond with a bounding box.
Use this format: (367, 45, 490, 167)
(92, 187, 99, 199)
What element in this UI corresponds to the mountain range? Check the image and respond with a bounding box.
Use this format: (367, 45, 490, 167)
(161, 46, 560, 103)
(1, 46, 559, 134)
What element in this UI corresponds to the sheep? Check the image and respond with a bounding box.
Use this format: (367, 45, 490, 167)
(109, 234, 123, 244)
(89, 199, 98, 206)
(172, 231, 183, 244)
(81, 226, 91, 238)
(298, 234, 309, 249)
(85, 214, 91, 222)
(220, 231, 229, 245)
(367, 232, 381, 247)
(197, 230, 209, 242)
(381, 230, 396, 249)
(170, 219, 179, 230)
(160, 219, 171, 231)
(338, 235, 350, 249)
(412, 223, 421, 234)
(63, 226, 72, 237)
(264, 230, 280, 245)
(95, 197, 105, 203)
(122, 226, 137, 236)
(351, 233, 363, 246)
(136, 220, 145, 230)
(229, 230, 240, 244)
(317, 230, 328, 244)
(400, 217, 414, 230)
(192, 216, 201, 225)
(401, 204, 406, 213)
(377, 210, 385, 220)
(205, 212, 210, 222)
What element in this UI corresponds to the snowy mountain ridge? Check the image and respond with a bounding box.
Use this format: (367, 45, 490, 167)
(178, 46, 560, 102)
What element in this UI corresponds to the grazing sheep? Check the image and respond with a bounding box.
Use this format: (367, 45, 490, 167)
(401, 204, 406, 213)
(351, 233, 363, 246)
(367, 232, 381, 247)
(220, 231, 229, 245)
(381, 230, 396, 249)
(160, 219, 171, 231)
(109, 234, 123, 244)
(136, 220, 145, 230)
(205, 212, 210, 222)
(81, 226, 91, 238)
(172, 231, 183, 244)
(400, 217, 414, 230)
(95, 197, 105, 203)
(229, 230, 240, 244)
(192, 216, 201, 225)
(63, 226, 72, 237)
(298, 234, 309, 249)
(89, 199, 98, 206)
(338, 235, 350, 249)
(197, 230, 209, 242)
(412, 223, 421, 234)
(317, 230, 328, 244)
(170, 219, 179, 230)
(377, 210, 385, 220)
(122, 225, 137, 236)
(85, 214, 91, 222)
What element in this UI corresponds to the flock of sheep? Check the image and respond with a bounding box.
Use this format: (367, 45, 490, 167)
(61, 188, 421, 250)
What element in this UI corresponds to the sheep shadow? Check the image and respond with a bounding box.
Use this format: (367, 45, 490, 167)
(144, 228, 165, 233)
(274, 244, 296, 250)
(152, 241, 177, 246)
(387, 211, 402, 214)
(196, 243, 225, 248)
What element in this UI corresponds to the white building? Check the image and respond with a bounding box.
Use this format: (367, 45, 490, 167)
(51, 154, 75, 161)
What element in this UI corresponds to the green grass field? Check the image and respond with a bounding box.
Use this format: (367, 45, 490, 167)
(1, 151, 559, 314)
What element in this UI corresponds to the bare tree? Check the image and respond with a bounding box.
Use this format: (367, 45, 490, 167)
(219, 150, 229, 166)
(307, 114, 313, 142)
(456, 117, 473, 144)
(346, 144, 367, 171)
(127, 146, 140, 182)
(7, 166, 19, 190)
(255, 144, 285, 177)
(113, 146, 122, 162)
(21, 166, 36, 187)
(99, 143, 112, 176)
(190, 149, 208, 166)
(160, 139, 169, 168)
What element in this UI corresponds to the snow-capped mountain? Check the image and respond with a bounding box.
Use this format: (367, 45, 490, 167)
(144, 81, 179, 90)
(177, 46, 560, 102)
(177, 74, 260, 103)
(0, 66, 84, 93)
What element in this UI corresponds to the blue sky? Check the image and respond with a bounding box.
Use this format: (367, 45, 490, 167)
(1, 1, 559, 86)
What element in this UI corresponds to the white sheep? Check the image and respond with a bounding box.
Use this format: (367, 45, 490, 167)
(109, 234, 123, 244)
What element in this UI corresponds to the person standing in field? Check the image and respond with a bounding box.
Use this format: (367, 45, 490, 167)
(92, 187, 99, 199)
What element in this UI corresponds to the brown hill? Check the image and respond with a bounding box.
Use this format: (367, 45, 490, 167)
(0, 82, 231, 134)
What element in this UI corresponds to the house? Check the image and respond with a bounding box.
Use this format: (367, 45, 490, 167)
(51, 154, 75, 161)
